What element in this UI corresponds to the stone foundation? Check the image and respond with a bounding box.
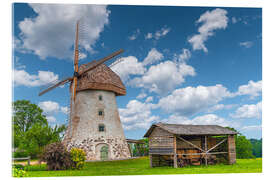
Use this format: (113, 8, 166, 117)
(66, 136, 130, 161)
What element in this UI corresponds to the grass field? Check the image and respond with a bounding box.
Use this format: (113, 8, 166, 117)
(20, 156, 262, 177)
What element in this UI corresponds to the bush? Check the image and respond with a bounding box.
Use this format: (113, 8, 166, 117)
(12, 167, 27, 177)
(13, 164, 24, 170)
(13, 150, 29, 158)
(70, 148, 86, 170)
(41, 142, 73, 170)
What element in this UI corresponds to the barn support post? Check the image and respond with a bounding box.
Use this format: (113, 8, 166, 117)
(173, 135, 178, 168)
(149, 154, 153, 168)
(228, 135, 236, 164)
(204, 136, 208, 166)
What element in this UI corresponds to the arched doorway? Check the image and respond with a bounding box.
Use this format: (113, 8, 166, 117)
(100, 145, 109, 160)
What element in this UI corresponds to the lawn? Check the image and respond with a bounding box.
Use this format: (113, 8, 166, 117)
(22, 156, 262, 177)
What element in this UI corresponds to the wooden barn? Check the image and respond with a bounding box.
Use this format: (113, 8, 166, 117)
(144, 123, 237, 168)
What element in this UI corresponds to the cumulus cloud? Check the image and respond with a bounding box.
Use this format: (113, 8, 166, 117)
(38, 101, 68, 123)
(239, 41, 253, 48)
(207, 104, 236, 113)
(230, 101, 262, 119)
(136, 92, 147, 99)
(16, 4, 110, 59)
(46, 116, 57, 123)
(163, 114, 235, 127)
(236, 80, 262, 98)
(178, 48, 191, 62)
(143, 48, 164, 65)
(128, 29, 140, 40)
(119, 100, 159, 130)
(130, 61, 195, 94)
(188, 8, 228, 52)
(241, 125, 261, 131)
(110, 56, 146, 82)
(158, 84, 233, 116)
(13, 69, 59, 87)
(145, 26, 170, 40)
(145, 96, 154, 103)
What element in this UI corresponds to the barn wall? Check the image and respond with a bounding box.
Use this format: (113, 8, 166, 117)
(63, 90, 130, 160)
(149, 127, 174, 154)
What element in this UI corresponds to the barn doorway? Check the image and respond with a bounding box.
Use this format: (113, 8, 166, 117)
(100, 145, 109, 160)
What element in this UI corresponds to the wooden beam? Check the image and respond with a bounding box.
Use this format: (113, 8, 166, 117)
(173, 136, 178, 168)
(176, 136, 204, 152)
(177, 152, 228, 156)
(149, 154, 153, 168)
(205, 136, 208, 166)
(206, 138, 227, 153)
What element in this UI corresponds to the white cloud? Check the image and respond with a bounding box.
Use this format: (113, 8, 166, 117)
(46, 116, 57, 123)
(178, 48, 191, 62)
(232, 17, 238, 24)
(136, 92, 147, 99)
(17, 4, 109, 59)
(110, 56, 146, 82)
(143, 48, 164, 65)
(207, 104, 236, 113)
(145, 96, 153, 103)
(119, 100, 159, 130)
(39, 101, 60, 115)
(231, 101, 262, 119)
(188, 8, 228, 52)
(163, 114, 238, 128)
(239, 41, 253, 48)
(128, 29, 140, 40)
(236, 80, 262, 98)
(158, 84, 232, 116)
(14, 56, 26, 70)
(241, 125, 261, 131)
(145, 26, 170, 40)
(13, 69, 59, 87)
(130, 61, 195, 94)
(61, 106, 69, 114)
(145, 33, 153, 39)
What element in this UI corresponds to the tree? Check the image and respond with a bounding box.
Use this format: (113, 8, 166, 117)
(12, 100, 66, 158)
(250, 138, 262, 157)
(13, 100, 47, 132)
(225, 127, 254, 159)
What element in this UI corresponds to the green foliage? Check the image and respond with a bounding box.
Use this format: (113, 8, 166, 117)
(24, 164, 47, 171)
(12, 167, 27, 177)
(13, 150, 29, 158)
(225, 127, 254, 159)
(12, 100, 66, 158)
(13, 164, 24, 170)
(250, 138, 262, 157)
(132, 138, 149, 156)
(41, 142, 73, 170)
(236, 135, 255, 159)
(70, 148, 86, 170)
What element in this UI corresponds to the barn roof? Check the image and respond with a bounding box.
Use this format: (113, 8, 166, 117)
(144, 123, 237, 137)
(76, 61, 126, 96)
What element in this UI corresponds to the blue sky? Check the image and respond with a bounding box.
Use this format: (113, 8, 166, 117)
(13, 3, 262, 140)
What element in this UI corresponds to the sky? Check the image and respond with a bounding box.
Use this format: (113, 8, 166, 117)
(12, 3, 262, 140)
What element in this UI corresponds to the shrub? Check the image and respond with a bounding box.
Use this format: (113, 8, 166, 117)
(12, 167, 27, 177)
(41, 142, 73, 170)
(13, 150, 29, 158)
(70, 148, 86, 170)
(13, 164, 24, 170)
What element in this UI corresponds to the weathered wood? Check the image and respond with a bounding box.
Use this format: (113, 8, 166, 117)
(173, 136, 178, 168)
(13, 156, 31, 166)
(149, 147, 174, 154)
(205, 136, 208, 166)
(177, 152, 228, 156)
(177, 136, 204, 152)
(228, 135, 236, 164)
(149, 154, 153, 167)
(206, 138, 227, 153)
(174, 154, 178, 168)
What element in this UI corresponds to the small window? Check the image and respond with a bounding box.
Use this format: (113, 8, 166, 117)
(98, 124, 105, 132)
(98, 110, 103, 116)
(99, 95, 103, 101)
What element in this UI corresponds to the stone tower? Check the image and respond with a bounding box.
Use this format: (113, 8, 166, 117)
(63, 61, 131, 161)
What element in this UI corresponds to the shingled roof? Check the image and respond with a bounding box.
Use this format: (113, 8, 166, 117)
(144, 123, 237, 137)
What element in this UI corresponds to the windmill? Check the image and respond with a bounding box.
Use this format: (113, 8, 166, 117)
(39, 21, 131, 160)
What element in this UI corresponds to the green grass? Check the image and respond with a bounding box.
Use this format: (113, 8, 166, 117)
(25, 157, 262, 177)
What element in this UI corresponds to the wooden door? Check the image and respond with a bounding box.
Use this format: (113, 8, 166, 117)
(100, 145, 109, 160)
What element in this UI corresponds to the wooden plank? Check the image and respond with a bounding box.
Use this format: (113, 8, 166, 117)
(228, 135, 236, 164)
(149, 154, 153, 168)
(173, 136, 178, 168)
(177, 152, 228, 156)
